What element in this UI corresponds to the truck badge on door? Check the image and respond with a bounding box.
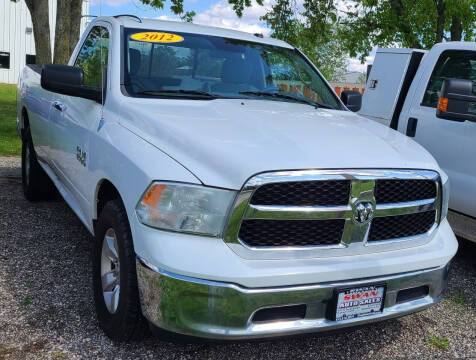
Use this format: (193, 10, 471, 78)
(76, 146, 87, 167)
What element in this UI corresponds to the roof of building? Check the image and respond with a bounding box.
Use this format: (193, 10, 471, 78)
(101, 16, 293, 49)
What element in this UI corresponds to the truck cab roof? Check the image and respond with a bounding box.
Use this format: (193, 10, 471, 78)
(98, 15, 293, 49)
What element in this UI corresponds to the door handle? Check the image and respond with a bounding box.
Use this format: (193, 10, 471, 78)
(52, 101, 65, 112)
(406, 117, 418, 137)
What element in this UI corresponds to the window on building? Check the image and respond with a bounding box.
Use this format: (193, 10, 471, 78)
(26, 54, 36, 65)
(74, 26, 109, 88)
(0, 52, 10, 69)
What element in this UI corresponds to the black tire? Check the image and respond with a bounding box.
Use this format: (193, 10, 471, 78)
(92, 199, 148, 341)
(21, 127, 54, 201)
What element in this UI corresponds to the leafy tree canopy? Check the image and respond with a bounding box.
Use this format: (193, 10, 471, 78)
(138, 0, 195, 21)
(339, 0, 476, 61)
(260, 0, 347, 80)
(227, 0, 476, 66)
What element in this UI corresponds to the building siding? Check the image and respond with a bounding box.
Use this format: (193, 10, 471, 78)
(0, 0, 89, 84)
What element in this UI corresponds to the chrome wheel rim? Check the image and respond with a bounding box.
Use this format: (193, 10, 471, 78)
(25, 146, 30, 186)
(101, 228, 120, 314)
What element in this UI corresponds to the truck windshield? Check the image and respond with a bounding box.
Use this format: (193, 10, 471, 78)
(123, 28, 341, 110)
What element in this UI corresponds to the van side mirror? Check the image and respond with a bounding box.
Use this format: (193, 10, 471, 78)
(41, 65, 103, 103)
(341, 90, 362, 112)
(436, 78, 476, 122)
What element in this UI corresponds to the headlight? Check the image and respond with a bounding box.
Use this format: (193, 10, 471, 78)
(136, 182, 236, 236)
(441, 173, 450, 221)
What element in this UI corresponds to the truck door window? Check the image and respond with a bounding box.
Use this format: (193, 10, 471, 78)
(422, 50, 476, 114)
(74, 26, 109, 88)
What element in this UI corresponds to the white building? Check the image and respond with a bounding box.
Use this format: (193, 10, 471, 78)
(0, 0, 90, 84)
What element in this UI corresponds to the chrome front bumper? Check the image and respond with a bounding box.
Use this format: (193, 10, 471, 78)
(136, 257, 450, 340)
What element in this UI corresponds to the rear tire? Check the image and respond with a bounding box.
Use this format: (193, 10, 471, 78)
(21, 127, 54, 201)
(92, 199, 148, 341)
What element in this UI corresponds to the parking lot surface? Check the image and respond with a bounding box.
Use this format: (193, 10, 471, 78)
(0, 157, 475, 359)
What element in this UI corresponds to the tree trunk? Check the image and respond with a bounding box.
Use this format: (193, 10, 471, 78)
(25, 0, 52, 65)
(54, 0, 83, 64)
(434, 0, 445, 43)
(450, 16, 462, 41)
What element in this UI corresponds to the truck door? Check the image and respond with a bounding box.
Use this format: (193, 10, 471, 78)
(399, 47, 476, 217)
(49, 25, 110, 220)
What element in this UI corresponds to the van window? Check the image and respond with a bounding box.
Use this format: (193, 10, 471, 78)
(422, 50, 476, 114)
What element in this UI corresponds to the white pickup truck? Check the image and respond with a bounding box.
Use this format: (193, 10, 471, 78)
(17, 16, 457, 341)
(360, 43, 476, 243)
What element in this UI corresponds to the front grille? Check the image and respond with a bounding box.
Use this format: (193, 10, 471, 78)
(250, 180, 351, 206)
(368, 210, 436, 241)
(375, 179, 436, 204)
(226, 170, 440, 254)
(238, 219, 345, 247)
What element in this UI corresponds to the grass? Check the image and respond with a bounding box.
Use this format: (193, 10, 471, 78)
(0, 83, 21, 156)
(427, 334, 450, 351)
(445, 287, 469, 312)
(52, 353, 68, 359)
(449, 288, 468, 308)
(21, 296, 32, 306)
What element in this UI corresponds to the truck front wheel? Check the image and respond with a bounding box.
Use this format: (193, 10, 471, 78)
(92, 199, 148, 341)
(21, 127, 54, 201)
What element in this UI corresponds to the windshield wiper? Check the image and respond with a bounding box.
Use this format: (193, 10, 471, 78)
(239, 91, 333, 109)
(136, 89, 223, 98)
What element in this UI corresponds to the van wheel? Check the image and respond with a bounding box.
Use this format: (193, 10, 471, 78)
(21, 127, 54, 201)
(92, 199, 148, 341)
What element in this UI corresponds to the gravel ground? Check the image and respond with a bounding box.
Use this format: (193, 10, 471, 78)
(0, 156, 475, 360)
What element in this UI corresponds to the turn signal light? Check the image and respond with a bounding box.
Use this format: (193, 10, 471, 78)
(438, 97, 448, 112)
(142, 184, 167, 207)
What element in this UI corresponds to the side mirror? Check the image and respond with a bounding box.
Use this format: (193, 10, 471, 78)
(341, 90, 362, 112)
(41, 64, 103, 103)
(436, 78, 476, 122)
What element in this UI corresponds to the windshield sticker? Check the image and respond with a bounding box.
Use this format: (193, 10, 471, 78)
(130, 32, 184, 43)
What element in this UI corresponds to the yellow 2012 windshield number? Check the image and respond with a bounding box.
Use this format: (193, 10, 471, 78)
(130, 32, 184, 43)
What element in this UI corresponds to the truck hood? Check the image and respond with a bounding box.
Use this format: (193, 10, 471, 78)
(120, 98, 439, 190)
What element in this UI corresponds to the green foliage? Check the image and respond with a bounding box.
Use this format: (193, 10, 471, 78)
(227, 0, 264, 17)
(427, 334, 450, 350)
(339, 0, 476, 62)
(21, 296, 33, 306)
(0, 84, 21, 156)
(52, 353, 68, 359)
(261, 0, 347, 81)
(139, 0, 195, 22)
(447, 288, 469, 310)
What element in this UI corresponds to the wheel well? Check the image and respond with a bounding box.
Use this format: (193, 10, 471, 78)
(21, 107, 29, 138)
(96, 180, 121, 219)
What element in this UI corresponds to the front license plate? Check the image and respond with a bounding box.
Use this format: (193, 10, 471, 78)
(334, 284, 386, 322)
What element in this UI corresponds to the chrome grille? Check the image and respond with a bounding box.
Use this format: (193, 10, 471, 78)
(375, 179, 437, 204)
(224, 170, 441, 260)
(368, 210, 436, 242)
(250, 180, 351, 206)
(239, 219, 345, 247)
